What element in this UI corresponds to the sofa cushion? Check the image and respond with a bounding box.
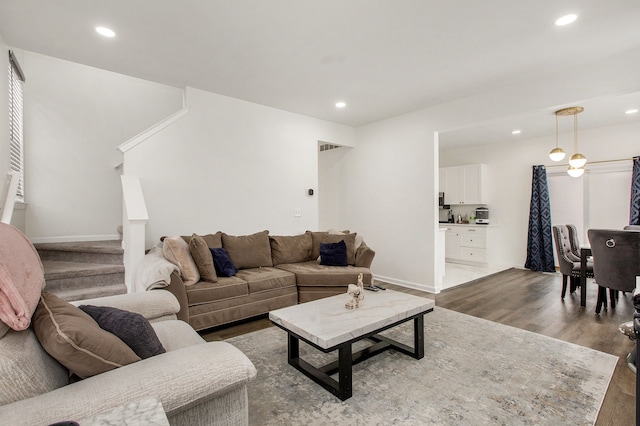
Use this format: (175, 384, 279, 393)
(319, 240, 348, 266)
(163, 236, 200, 285)
(276, 261, 373, 287)
(189, 234, 218, 282)
(235, 267, 297, 293)
(0, 328, 70, 406)
(185, 276, 249, 306)
(210, 248, 238, 277)
(32, 292, 140, 379)
(270, 232, 313, 265)
(322, 233, 357, 265)
(222, 230, 273, 269)
(307, 231, 329, 261)
(78, 305, 166, 359)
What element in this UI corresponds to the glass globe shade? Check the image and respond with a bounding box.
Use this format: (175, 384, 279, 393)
(569, 153, 587, 168)
(567, 166, 585, 177)
(549, 147, 566, 162)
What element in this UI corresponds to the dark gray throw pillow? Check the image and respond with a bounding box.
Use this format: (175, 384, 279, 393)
(78, 305, 165, 359)
(319, 240, 348, 266)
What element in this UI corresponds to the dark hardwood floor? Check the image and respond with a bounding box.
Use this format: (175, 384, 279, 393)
(201, 268, 635, 426)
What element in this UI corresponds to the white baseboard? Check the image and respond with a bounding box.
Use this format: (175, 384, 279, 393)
(29, 234, 121, 244)
(373, 274, 436, 294)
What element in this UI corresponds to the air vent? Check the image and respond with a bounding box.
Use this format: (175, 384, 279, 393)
(319, 143, 342, 152)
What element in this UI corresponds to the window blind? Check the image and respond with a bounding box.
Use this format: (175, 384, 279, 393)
(8, 50, 25, 200)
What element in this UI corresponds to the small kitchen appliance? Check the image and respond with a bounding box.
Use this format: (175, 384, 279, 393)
(475, 207, 490, 224)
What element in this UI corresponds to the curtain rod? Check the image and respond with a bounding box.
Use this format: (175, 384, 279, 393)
(544, 156, 637, 168)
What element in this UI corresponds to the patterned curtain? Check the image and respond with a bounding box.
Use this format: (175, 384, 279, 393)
(630, 156, 640, 225)
(525, 165, 555, 272)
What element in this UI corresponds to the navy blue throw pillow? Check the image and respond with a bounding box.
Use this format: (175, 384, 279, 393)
(210, 247, 238, 277)
(319, 240, 348, 267)
(78, 305, 165, 359)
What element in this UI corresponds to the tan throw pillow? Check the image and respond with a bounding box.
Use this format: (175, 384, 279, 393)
(270, 232, 313, 265)
(222, 230, 273, 269)
(163, 236, 200, 285)
(32, 292, 140, 379)
(201, 232, 223, 248)
(189, 234, 218, 282)
(322, 233, 357, 265)
(307, 231, 329, 261)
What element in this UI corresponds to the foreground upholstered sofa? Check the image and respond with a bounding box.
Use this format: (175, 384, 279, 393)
(150, 230, 375, 332)
(0, 223, 256, 426)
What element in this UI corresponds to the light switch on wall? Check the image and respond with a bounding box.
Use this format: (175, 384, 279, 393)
(294, 208, 301, 217)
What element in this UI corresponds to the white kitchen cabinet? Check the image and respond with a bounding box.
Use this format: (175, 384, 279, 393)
(444, 228, 459, 259)
(444, 225, 493, 264)
(440, 164, 487, 205)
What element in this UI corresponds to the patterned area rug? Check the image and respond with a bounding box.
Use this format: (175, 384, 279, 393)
(226, 307, 617, 426)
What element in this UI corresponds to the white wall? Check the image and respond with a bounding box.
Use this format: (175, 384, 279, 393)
(18, 50, 184, 242)
(440, 121, 640, 268)
(124, 86, 355, 247)
(329, 112, 440, 292)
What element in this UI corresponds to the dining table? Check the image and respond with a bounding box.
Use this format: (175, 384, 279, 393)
(579, 245, 592, 307)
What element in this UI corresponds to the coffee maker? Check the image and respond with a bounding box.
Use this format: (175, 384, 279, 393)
(475, 207, 489, 224)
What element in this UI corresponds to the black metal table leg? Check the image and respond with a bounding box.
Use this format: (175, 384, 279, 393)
(288, 333, 299, 362)
(414, 315, 425, 359)
(337, 344, 353, 400)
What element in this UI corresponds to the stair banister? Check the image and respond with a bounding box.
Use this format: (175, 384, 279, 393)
(121, 175, 149, 293)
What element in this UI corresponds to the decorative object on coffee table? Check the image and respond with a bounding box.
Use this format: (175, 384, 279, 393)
(345, 273, 365, 309)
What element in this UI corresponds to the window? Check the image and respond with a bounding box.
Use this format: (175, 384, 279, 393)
(8, 50, 25, 200)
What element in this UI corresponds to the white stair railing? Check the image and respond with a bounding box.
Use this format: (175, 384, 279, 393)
(121, 175, 149, 293)
(1, 171, 20, 224)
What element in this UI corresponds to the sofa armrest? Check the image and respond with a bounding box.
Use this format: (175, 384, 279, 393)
(156, 270, 189, 323)
(0, 341, 257, 425)
(355, 243, 376, 268)
(70, 290, 180, 322)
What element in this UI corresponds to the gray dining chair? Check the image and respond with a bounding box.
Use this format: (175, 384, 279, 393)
(587, 229, 640, 314)
(553, 225, 594, 298)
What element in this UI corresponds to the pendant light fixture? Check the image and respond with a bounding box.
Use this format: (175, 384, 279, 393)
(548, 113, 566, 161)
(554, 106, 586, 177)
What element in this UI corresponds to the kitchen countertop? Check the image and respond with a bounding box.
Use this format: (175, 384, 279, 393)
(439, 223, 498, 228)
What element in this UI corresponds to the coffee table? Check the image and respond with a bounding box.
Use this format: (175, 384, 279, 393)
(269, 289, 434, 400)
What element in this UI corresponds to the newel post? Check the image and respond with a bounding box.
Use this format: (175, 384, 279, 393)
(121, 175, 149, 293)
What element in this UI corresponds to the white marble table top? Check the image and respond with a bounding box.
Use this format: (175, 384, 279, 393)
(269, 289, 434, 349)
(77, 396, 169, 426)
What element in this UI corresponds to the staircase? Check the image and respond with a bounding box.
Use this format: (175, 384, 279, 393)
(35, 240, 128, 302)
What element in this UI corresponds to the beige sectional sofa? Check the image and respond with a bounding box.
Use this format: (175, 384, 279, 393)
(159, 230, 375, 332)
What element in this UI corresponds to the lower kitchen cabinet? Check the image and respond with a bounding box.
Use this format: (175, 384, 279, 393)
(443, 225, 493, 264)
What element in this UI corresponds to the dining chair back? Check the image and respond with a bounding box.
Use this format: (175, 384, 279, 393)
(588, 229, 640, 313)
(553, 224, 593, 298)
(566, 224, 582, 259)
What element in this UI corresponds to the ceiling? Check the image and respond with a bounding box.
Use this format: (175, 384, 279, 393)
(1, 0, 639, 150)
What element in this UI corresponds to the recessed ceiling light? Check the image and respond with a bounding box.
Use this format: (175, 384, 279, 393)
(335, 102, 346, 108)
(555, 14, 577, 26)
(511, 130, 522, 135)
(625, 109, 639, 115)
(96, 26, 116, 38)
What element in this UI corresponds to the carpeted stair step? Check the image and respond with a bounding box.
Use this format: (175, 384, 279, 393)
(35, 240, 123, 265)
(41, 260, 126, 301)
(34, 240, 126, 302)
(51, 283, 128, 303)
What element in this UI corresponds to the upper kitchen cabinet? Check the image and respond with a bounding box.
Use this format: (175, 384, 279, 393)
(441, 164, 487, 205)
